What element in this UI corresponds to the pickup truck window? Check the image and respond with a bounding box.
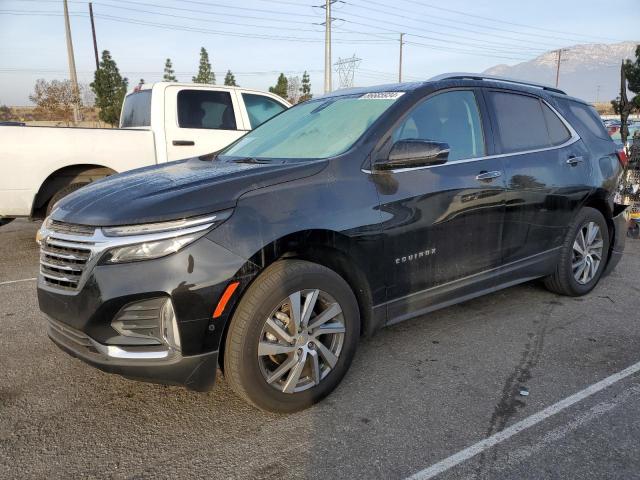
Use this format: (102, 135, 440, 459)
(177, 90, 237, 130)
(120, 90, 152, 128)
(220, 95, 399, 160)
(242, 93, 287, 129)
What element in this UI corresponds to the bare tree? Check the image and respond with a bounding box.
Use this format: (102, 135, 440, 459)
(80, 83, 96, 108)
(29, 79, 81, 124)
(287, 75, 301, 104)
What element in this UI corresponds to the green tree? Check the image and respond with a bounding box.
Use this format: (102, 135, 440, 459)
(192, 47, 215, 84)
(90, 50, 128, 126)
(269, 73, 288, 99)
(299, 70, 312, 102)
(163, 58, 177, 82)
(224, 70, 237, 86)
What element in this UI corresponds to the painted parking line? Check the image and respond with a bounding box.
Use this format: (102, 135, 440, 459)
(406, 360, 640, 480)
(0, 277, 37, 286)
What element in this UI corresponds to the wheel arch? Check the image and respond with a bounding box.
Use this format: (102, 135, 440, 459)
(218, 229, 376, 372)
(32, 164, 117, 218)
(581, 193, 616, 260)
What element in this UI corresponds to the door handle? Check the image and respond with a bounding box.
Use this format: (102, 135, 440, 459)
(172, 140, 195, 146)
(476, 170, 502, 181)
(566, 156, 584, 166)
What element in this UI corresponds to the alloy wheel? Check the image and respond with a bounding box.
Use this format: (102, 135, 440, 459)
(572, 221, 604, 285)
(257, 289, 345, 393)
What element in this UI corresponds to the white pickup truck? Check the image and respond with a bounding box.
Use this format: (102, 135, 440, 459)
(0, 82, 290, 225)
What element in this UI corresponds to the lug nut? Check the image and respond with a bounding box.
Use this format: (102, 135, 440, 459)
(308, 342, 315, 349)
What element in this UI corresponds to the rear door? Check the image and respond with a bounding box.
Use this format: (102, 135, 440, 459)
(373, 88, 506, 320)
(164, 86, 247, 161)
(484, 89, 589, 267)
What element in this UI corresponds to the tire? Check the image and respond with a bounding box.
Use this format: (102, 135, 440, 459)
(224, 259, 360, 413)
(544, 207, 610, 296)
(46, 183, 89, 216)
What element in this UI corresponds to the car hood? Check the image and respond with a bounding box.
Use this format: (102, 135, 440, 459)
(52, 157, 327, 226)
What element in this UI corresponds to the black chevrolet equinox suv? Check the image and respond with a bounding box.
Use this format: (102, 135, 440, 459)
(38, 74, 628, 412)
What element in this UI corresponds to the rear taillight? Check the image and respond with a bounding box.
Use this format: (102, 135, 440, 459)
(617, 149, 629, 167)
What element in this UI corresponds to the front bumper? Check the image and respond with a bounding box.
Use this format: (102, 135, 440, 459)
(37, 224, 256, 391)
(48, 316, 218, 391)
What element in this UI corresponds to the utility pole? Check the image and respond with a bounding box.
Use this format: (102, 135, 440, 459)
(63, 0, 80, 123)
(89, 2, 99, 70)
(324, 0, 332, 93)
(595, 84, 601, 104)
(554, 48, 568, 88)
(398, 33, 404, 83)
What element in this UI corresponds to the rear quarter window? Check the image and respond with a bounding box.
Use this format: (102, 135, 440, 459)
(563, 100, 610, 140)
(120, 90, 152, 127)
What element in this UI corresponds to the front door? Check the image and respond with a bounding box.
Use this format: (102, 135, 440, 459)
(164, 86, 247, 161)
(372, 89, 505, 322)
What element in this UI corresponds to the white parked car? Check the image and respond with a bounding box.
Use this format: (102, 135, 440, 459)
(0, 82, 290, 225)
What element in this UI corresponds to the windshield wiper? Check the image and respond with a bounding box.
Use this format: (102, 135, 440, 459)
(233, 157, 282, 164)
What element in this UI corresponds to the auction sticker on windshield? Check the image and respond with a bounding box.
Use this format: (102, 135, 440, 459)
(359, 92, 405, 100)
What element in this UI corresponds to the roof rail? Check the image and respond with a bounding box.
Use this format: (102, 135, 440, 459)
(428, 72, 567, 95)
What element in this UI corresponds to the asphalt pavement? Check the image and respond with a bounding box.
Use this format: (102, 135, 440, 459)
(1, 219, 640, 479)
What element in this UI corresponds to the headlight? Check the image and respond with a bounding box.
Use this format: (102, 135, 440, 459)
(99, 210, 232, 264)
(101, 234, 201, 264)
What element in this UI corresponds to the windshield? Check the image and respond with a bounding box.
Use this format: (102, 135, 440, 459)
(219, 93, 403, 160)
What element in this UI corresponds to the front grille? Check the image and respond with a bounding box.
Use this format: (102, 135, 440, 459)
(40, 234, 94, 291)
(49, 220, 95, 236)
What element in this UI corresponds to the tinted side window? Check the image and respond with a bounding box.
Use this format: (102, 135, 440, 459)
(177, 90, 236, 130)
(489, 92, 549, 153)
(567, 101, 609, 139)
(242, 93, 287, 129)
(542, 103, 571, 145)
(120, 90, 152, 127)
(393, 90, 485, 161)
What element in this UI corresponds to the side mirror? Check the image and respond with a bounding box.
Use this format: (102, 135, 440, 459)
(374, 139, 449, 172)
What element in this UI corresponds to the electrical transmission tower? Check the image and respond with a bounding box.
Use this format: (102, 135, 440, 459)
(334, 55, 361, 89)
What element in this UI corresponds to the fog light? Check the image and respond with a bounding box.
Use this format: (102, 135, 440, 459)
(111, 297, 181, 351)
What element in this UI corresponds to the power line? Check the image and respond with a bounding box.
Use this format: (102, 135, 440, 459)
(17, 0, 318, 26)
(395, 0, 622, 43)
(0, 10, 389, 44)
(345, 0, 551, 52)
(335, 16, 540, 58)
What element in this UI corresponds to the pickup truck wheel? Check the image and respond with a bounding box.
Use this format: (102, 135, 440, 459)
(224, 260, 360, 413)
(544, 207, 610, 296)
(46, 183, 89, 216)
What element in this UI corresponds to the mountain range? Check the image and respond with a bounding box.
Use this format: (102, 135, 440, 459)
(483, 41, 638, 103)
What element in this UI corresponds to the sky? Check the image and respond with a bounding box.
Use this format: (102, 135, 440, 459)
(0, 0, 638, 105)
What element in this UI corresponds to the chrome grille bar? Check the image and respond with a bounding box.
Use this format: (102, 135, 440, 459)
(40, 228, 93, 291)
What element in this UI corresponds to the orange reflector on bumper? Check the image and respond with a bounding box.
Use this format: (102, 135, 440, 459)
(213, 281, 240, 318)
